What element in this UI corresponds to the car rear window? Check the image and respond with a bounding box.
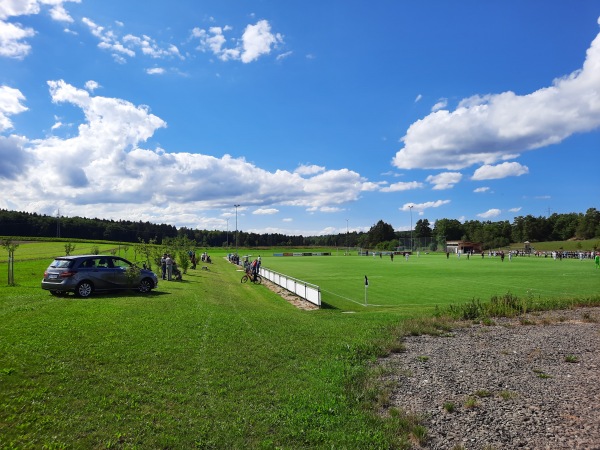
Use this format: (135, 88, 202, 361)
(50, 259, 73, 269)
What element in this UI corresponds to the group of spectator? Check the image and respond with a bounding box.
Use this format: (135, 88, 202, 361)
(226, 254, 262, 280)
(189, 251, 211, 269)
(533, 251, 598, 260)
(227, 253, 240, 265)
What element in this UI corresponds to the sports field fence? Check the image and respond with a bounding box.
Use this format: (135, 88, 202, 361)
(260, 267, 321, 307)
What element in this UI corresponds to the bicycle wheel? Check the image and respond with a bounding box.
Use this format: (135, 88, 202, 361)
(241, 275, 249, 283)
(253, 275, 262, 285)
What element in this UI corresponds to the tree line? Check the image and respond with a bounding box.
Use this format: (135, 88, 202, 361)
(0, 207, 598, 250)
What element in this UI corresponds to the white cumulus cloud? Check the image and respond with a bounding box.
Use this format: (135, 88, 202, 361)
(253, 208, 279, 215)
(82, 17, 182, 63)
(240, 20, 283, 63)
(471, 162, 529, 180)
(192, 19, 283, 63)
(0, 20, 35, 58)
(393, 21, 600, 171)
(0, 85, 28, 131)
(380, 181, 424, 192)
(400, 200, 450, 214)
(431, 98, 448, 112)
(426, 172, 463, 190)
(295, 164, 324, 175)
(477, 208, 502, 219)
(0, 0, 79, 59)
(0, 81, 373, 228)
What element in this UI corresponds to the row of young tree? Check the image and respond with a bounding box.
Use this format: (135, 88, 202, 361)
(0, 207, 598, 250)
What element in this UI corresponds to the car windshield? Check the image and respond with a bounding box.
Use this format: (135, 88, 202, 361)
(50, 259, 72, 269)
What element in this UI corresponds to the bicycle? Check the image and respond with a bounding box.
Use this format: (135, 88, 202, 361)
(241, 271, 262, 284)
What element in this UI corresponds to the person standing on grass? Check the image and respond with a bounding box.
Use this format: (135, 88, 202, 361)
(160, 253, 167, 280)
(595, 253, 599, 269)
(165, 254, 173, 281)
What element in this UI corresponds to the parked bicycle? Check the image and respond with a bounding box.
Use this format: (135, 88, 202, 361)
(241, 269, 262, 284)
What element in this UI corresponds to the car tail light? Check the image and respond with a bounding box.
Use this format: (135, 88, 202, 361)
(60, 271, 77, 278)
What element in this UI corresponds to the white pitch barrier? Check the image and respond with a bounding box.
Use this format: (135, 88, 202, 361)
(259, 267, 321, 307)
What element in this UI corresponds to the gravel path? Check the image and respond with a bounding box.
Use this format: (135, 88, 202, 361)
(378, 307, 600, 450)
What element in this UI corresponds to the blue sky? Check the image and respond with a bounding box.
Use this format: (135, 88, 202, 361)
(1, 1, 599, 237)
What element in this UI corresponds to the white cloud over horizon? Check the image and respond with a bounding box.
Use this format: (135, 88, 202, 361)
(0, 80, 372, 230)
(477, 208, 502, 219)
(399, 200, 451, 214)
(392, 20, 600, 171)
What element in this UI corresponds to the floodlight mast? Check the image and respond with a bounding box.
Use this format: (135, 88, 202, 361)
(409, 205, 414, 253)
(346, 219, 349, 256)
(234, 204, 240, 256)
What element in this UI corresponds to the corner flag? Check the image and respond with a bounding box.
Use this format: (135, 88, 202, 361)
(364, 275, 369, 287)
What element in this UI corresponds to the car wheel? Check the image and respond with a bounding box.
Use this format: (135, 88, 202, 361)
(138, 278, 154, 293)
(76, 281, 94, 298)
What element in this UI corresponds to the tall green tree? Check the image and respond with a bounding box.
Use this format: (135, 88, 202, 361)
(367, 220, 396, 247)
(433, 218, 463, 241)
(550, 213, 579, 240)
(576, 208, 600, 239)
(414, 218, 432, 238)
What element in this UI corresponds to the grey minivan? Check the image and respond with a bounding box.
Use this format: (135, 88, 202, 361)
(41, 255, 158, 298)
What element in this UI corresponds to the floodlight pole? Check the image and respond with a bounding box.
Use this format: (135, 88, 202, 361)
(234, 204, 240, 256)
(346, 219, 349, 256)
(409, 205, 414, 252)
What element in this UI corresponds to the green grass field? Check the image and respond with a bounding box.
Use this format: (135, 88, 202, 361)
(1, 242, 599, 448)
(260, 251, 599, 313)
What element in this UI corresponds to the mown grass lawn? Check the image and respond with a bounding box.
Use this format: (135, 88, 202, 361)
(1, 244, 598, 448)
(261, 251, 599, 312)
(1, 253, 403, 449)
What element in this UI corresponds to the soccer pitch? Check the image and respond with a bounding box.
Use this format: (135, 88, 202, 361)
(260, 252, 599, 313)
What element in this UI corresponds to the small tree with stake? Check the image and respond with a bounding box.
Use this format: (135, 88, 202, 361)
(1, 239, 19, 286)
